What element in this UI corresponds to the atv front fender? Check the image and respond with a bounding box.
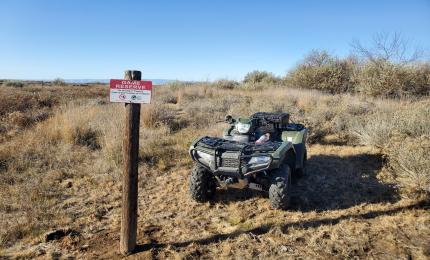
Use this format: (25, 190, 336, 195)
(271, 141, 295, 169)
(282, 128, 308, 170)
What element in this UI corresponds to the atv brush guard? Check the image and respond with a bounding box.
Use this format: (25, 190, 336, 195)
(190, 137, 277, 177)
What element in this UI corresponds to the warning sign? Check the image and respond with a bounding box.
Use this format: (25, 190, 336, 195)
(110, 79, 152, 104)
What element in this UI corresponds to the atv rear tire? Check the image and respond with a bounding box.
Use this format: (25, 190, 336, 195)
(269, 163, 291, 210)
(189, 164, 216, 202)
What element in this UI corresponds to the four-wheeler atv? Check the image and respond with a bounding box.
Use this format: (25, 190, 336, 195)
(188, 112, 308, 210)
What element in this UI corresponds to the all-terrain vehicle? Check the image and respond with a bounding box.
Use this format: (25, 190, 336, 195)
(188, 112, 308, 210)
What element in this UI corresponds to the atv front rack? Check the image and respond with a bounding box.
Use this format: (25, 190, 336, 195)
(190, 136, 279, 177)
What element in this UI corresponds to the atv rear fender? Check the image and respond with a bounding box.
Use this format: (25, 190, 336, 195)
(281, 127, 308, 144)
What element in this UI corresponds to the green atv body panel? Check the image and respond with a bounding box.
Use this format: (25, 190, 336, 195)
(282, 128, 308, 169)
(282, 129, 308, 144)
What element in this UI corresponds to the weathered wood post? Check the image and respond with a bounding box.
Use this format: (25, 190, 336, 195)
(120, 70, 141, 255)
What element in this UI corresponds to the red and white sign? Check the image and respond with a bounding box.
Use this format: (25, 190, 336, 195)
(110, 79, 152, 104)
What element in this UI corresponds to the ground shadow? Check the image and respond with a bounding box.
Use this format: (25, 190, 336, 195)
(212, 188, 265, 204)
(209, 152, 399, 212)
(290, 153, 399, 212)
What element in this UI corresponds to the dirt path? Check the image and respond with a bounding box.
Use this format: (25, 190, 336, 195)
(76, 144, 429, 259)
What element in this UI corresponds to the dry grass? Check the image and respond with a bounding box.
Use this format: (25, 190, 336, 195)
(0, 84, 106, 142)
(0, 83, 429, 259)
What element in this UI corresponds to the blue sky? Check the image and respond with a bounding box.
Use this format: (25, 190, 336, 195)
(1, 0, 429, 81)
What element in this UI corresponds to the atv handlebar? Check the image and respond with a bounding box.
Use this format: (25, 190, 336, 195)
(216, 115, 236, 124)
(225, 115, 236, 124)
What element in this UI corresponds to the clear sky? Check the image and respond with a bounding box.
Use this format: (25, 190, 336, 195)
(1, 0, 429, 81)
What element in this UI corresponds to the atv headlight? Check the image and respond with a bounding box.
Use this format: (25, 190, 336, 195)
(236, 122, 251, 134)
(248, 156, 271, 166)
(196, 150, 212, 165)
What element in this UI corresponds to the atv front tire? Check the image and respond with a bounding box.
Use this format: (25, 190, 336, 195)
(189, 164, 216, 202)
(269, 163, 291, 210)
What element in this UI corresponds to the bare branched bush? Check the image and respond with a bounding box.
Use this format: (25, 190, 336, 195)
(349, 32, 430, 97)
(351, 32, 425, 65)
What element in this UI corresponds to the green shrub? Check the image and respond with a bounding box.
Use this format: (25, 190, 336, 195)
(409, 63, 430, 96)
(285, 48, 429, 98)
(165, 80, 193, 91)
(72, 127, 100, 150)
(211, 79, 239, 89)
(285, 50, 356, 94)
(52, 78, 67, 86)
(243, 70, 281, 85)
(353, 61, 430, 98)
(2, 80, 26, 88)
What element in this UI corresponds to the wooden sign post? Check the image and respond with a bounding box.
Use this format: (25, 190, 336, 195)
(109, 70, 152, 255)
(121, 70, 141, 255)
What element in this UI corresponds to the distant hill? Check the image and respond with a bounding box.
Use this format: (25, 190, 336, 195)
(0, 79, 173, 85)
(63, 79, 173, 85)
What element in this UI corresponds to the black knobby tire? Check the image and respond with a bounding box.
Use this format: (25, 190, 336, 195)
(269, 163, 291, 210)
(189, 164, 216, 202)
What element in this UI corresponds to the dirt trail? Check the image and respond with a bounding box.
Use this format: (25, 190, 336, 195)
(75, 144, 429, 259)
